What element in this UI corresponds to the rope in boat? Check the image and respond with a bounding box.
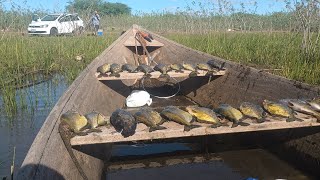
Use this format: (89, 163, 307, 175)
(141, 76, 180, 99)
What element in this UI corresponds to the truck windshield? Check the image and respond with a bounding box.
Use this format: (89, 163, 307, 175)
(41, 15, 60, 21)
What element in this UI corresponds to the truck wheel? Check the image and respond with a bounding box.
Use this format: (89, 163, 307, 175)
(50, 28, 58, 36)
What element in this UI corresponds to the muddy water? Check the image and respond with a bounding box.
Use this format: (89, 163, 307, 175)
(0, 75, 68, 178)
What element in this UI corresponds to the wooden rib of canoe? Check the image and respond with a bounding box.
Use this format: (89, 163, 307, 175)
(17, 25, 320, 180)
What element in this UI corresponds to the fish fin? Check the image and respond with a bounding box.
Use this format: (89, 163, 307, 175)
(74, 131, 88, 136)
(149, 126, 167, 132)
(189, 71, 197, 77)
(159, 73, 170, 80)
(231, 123, 238, 128)
(256, 118, 265, 123)
(286, 117, 295, 122)
(294, 117, 304, 122)
(159, 118, 167, 125)
(238, 121, 250, 126)
(144, 73, 152, 78)
(86, 128, 102, 133)
(219, 62, 226, 70)
(205, 71, 212, 76)
(210, 124, 218, 128)
(184, 125, 201, 131)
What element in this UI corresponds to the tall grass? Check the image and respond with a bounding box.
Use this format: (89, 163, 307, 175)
(0, 33, 117, 116)
(166, 32, 320, 85)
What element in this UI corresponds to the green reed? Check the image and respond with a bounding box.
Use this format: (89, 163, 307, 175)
(166, 32, 320, 85)
(0, 33, 117, 117)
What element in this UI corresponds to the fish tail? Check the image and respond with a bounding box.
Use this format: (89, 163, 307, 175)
(86, 128, 102, 133)
(286, 117, 303, 122)
(149, 125, 167, 132)
(184, 124, 201, 131)
(238, 121, 250, 126)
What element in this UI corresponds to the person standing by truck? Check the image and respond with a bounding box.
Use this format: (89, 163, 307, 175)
(91, 11, 100, 35)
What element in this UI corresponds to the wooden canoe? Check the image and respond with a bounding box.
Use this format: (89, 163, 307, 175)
(17, 25, 320, 179)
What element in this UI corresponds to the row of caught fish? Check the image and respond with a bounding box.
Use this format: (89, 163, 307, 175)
(60, 110, 109, 135)
(59, 97, 320, 138)
(96, 59, 225, 78)
(110, 98, 320, 138)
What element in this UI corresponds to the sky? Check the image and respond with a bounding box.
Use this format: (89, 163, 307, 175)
(2, 0, 288, 14)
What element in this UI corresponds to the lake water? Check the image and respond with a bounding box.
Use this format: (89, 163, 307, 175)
(0, 75, 68, 178)
(0, 75, 318, 179)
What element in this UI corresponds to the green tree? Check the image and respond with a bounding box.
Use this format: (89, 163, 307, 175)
(66, 0, 131, 15)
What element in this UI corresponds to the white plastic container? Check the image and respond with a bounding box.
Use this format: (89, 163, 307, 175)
(126, 90, 152, 107)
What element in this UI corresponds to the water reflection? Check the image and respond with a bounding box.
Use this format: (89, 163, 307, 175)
(0, 75, 68, 178)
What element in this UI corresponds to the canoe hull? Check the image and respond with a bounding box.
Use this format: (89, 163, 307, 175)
(17, 25, 320, 179)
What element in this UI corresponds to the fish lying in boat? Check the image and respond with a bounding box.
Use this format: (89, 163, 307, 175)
(182, 62, 197, 77)
(263, 99, 303, 122)
(137, 64, 154, 77)
(154, 63, 171, 80)
(85, 111, 110, 129)
(97, 63, 111, 74)
(60, 110, 89, 135)
(161, 106, 200, 131)
(239, 102, 266, 123)
(307, 98, 320, 112)
(207, 59, 226, 70)
(170, 63, 184, 73)
(215, 104, 250, 128)
(134, 107, 166, 132)
(185, 105, 228, 128)
(122, 64, 137, 73)
(197, 63, 216, 76)
(110, 109, 137, 137)
(283, 100, 320, 122)
(110, 63, 122, 77)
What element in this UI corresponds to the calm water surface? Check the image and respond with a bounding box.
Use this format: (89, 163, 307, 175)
(0, 75, 68, 177)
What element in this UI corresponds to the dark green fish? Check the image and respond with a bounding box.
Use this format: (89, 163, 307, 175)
(110, 63, 121, 77)
(154, 63, 171, 80)
(122, 64, 137, 73)
(170, 63, 184, 73)
(186, 105, 228, 128)
(97, 63, 111, 74)
(134, 107, 166, 132)
(215, 104, 250, 128)
(239, 102, 266, 123)
(161, 106, 201, 131)
(137, 64, 154, 77)
(110, 109, 137, 137)
(207, 60, 226, 70)
(182, 62, 197, 77)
